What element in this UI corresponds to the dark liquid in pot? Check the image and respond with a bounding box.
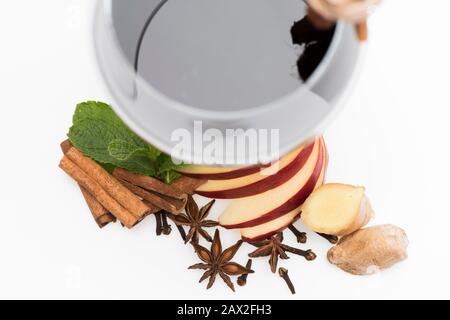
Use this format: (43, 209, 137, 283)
(130, 0, 334, 111)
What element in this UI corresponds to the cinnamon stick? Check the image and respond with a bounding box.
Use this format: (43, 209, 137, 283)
(118, 178, 186, 214)
(60, 139, 72, 154)
(66, 148, 150, 219)
(59, 156, 140, 228)
(113, 168, 186, 199)
(356, 21, 368, 42)
(80, 186, 116, 228)
(156, 193, 187, 213)
(170, 176, 206, 195)
(61, 140, 116, 228)
(142, 201, 161, 215)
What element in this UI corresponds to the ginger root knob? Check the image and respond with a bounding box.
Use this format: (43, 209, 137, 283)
(327, 224, 409, 275)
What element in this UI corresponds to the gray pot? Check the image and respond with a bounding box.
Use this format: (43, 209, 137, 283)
(93, 0, 363, 165)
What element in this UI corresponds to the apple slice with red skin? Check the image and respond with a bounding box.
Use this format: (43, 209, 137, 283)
(178, 163, 271, 180)
(241, 208, 302, 243)
(219, 138, 324, 229)
(196, 142, 314, 199)
(240, 139, 328, 242)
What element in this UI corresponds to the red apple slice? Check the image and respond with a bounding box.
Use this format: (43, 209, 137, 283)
(220, 138, 324, 229)
(314, 138, 327, 189)
(178, 163, 271, 180)
(240, 139, 328, 242)
(196, 142, 314, 199)
(240, 208, 302, 242)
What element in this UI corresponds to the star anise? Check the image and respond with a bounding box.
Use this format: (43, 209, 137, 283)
(168, 195, 219, 243)
(189, 229, 254, 292)
(248, 233, 316, 273)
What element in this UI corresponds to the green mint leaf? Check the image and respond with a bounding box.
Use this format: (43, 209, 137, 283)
(108, 139, 148, 161)
(72, 101, 147, 148)
(160, 155, 185, 172)
(68, 102, 157, 177)
(67, 101, 185, 182)
(160, 170, 181, 184)
(148, 146, 162, 161)
(156, 153, 185, 183)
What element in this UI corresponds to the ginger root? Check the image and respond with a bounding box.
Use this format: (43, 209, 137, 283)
(301, 183, 373, 236)
(327, 224, 409, 275)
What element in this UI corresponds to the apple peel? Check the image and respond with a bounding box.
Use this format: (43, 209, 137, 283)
(196, 143, 314, 199)
(240, 140, 328, 242)
(220, 138, 324, 229)
(178, 163, 270, 180)
(240, 209, 302, 243)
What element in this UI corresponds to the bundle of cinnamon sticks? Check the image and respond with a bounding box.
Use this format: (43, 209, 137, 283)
(59, 140, 205, 229)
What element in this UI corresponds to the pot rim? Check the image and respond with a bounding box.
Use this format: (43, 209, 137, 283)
(92, 0, 364, 165)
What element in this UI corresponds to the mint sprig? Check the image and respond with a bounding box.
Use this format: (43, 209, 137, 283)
(68, 101, 183, 183)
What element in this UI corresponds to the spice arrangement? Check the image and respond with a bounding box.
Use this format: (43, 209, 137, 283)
(59, 142, 201, 228)
(60, 100, 409, 294)
(59, 2, 403, 289)
(59, 103, 205, 229)
(68, 101, 184, 184)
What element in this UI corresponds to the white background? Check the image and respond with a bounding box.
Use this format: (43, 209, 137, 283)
(0, 0, 449, 299)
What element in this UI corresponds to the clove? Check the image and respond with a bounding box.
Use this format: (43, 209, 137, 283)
(288, 224, 307, 243)
(237, 259, 253, 286)
(155, 212, 163, 236)
(161, 212, 172, 235)
(166, 211, 189, 243)
(279, 268, 295, 294)
(283, 246, 316, 261)
(317, 232, 339, 244)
